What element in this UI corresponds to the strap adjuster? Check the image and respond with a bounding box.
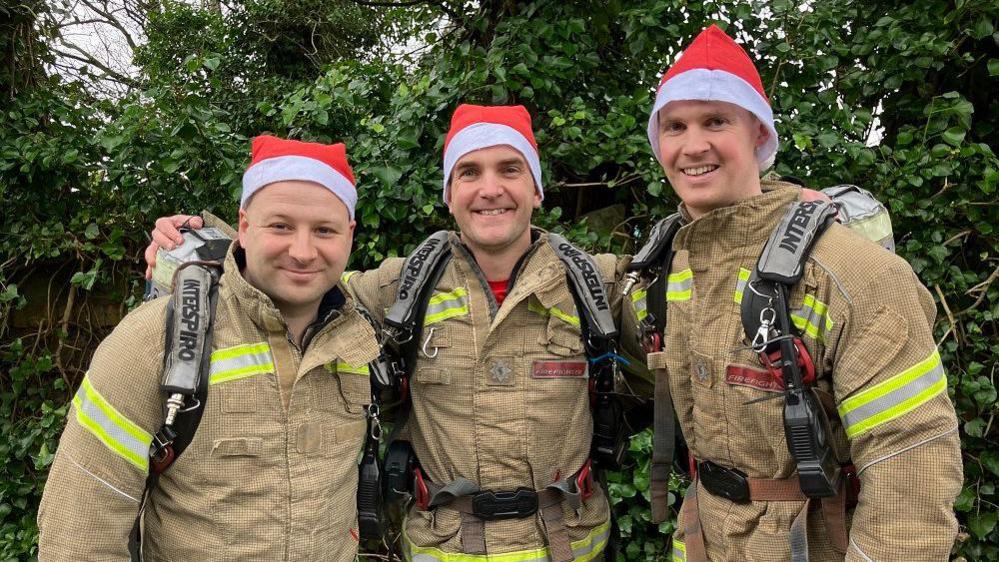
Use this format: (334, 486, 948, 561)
(698, 460, 751, 504)
(471, 488, 538, 521)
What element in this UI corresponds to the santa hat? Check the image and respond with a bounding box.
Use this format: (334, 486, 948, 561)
(647, 24, 778, 171)
(442, 104, 543, 202)
(241, 135, 357, 218)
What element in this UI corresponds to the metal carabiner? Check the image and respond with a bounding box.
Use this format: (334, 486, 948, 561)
(421, 327, 439, 358)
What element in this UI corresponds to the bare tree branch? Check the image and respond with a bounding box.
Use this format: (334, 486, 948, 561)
(78, 0, 138, 49)
(52, 44, 138, 87)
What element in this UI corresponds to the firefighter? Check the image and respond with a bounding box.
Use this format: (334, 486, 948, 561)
(37, 136, 381, 561)
(633, 24, 963, 561)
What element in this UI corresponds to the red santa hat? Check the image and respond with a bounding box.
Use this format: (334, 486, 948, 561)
(442, 104, 543, 202)
(241, 135, 357, 218)
(647, 24, 778, 171)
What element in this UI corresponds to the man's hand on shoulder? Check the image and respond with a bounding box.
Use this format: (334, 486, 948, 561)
(144, 215, 203, 279)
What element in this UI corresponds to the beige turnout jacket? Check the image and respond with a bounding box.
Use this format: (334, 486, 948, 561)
(347, 231, 629, 561)
(633, 183, 962, 561)
(38, 244, 381, 561)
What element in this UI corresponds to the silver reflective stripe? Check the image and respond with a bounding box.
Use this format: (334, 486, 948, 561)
(209, 343, 274, 385)
(792, 294, 833, 340)
(666, 269, 693, 301)
(734, 268, 750, 304)
(839, 350, 946, 438)
(424, 288, 469, 326)
(73, 375, 152, 472)
(631, 288, 648, 322)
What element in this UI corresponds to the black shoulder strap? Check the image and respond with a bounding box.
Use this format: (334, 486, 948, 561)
(626, 213, 683, 333)
(740, 200, 837, 347)
(385, 230, 451, 335)
(130, 262, 220, 561)
(547, 233, 618, 343)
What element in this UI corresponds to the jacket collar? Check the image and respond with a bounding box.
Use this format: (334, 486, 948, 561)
(674, 180, 801, 252)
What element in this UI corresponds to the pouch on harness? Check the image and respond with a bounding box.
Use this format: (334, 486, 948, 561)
(373, 231, 625, 560)
(625, 185, 893, 555)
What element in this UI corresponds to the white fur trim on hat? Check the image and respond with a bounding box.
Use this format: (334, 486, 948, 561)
(442, 122, 543, 202)
(647, 68, 779, 172)
(241, 155, 357, 218)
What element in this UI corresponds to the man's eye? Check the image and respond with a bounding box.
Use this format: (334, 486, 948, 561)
(459, 168, 478, 178)
(707, 117, 727, 127)
(315, 227, 336, 236)
(662, 122, 684, 133)
(269, 223, 291, 231)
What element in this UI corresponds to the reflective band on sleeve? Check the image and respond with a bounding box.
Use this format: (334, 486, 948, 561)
(209, 342, 274, 385)
(528, 299, 581, 328)
(341, 270, 358, 284)
(666, 269, 693, 302)
(631, 288, 648, 322)
(405, 519, 609, 562)
(734, 268, 750, 304)
(333, 360, 370, 376)
(791, 294, 834, 341)
(838, 349, 947, 439)
(73, 375, 153, 472)
(424, 287, 470, 326)
(672, 537, 686, 562)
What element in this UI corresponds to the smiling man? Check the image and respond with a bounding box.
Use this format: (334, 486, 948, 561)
(632, 25, 962, 562)
(344, 104, 626, 561)
(38, 136, 381, 561)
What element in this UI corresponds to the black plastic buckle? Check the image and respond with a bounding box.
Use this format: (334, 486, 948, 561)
(698, 460, 751, 503)
(471, 488, 538, 520)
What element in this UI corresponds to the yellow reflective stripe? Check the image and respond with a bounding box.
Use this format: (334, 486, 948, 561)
(424, 288, 469, 326)
(334, 360, 370, 376)
(406, 520, 609, 562)
(791, 294, 834, 340)
(527, 299, 581, 327)
(209, 342, 274, 385)
(210, 342, 269, 362)
(74, 375, 152, 472)
(838, 350, 947, 438)
(341, 270, 358, 284)
(631, 288, 648, 322)
(734, 267, 751, 304)
(666, 268, 693, 301)
(672, 538, 686, 562)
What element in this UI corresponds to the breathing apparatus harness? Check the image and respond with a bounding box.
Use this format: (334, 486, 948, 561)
(624, 185, 892, 530)
(367, 231, 624, 558)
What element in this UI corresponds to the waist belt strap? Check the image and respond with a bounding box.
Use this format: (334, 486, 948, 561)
(684, 462, 849, 561)
(420, 472, 589, 562)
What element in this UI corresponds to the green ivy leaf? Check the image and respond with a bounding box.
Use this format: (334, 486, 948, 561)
(942, 127, 966, 147)
(982, 450, 999, 477)
(84, 223, 99, 240)
(969, 511, 998, 539)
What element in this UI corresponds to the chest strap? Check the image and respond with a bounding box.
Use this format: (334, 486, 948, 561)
(413, 463, 595, 562)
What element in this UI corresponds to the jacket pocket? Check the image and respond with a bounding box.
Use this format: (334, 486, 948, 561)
(211, 437, 263, 458)
(337, 370, 371, 414)
(543, 316, 584, 357)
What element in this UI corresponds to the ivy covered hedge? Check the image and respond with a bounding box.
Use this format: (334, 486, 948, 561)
(2, 1, 997, 560)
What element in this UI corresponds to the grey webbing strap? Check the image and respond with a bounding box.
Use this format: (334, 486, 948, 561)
(650, 373, 675, 523)
(538, 490, 574, 562)
(756, 201, 838, 285)
(547, 233, 618, 341)
(385, 231, 452, 331)
(789, 498, 812, 562)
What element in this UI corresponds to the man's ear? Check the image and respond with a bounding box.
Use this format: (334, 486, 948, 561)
(755, 119, 769, 148)
(237, 208, 249, 245)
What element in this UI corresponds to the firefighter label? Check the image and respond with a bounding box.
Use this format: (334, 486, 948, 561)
(532, 360, 588, 379)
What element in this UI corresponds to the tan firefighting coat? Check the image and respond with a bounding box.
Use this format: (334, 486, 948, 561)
(347, 230, 631, 561)
(38, 243, 381, 561)
(631, 182, 962, 561)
